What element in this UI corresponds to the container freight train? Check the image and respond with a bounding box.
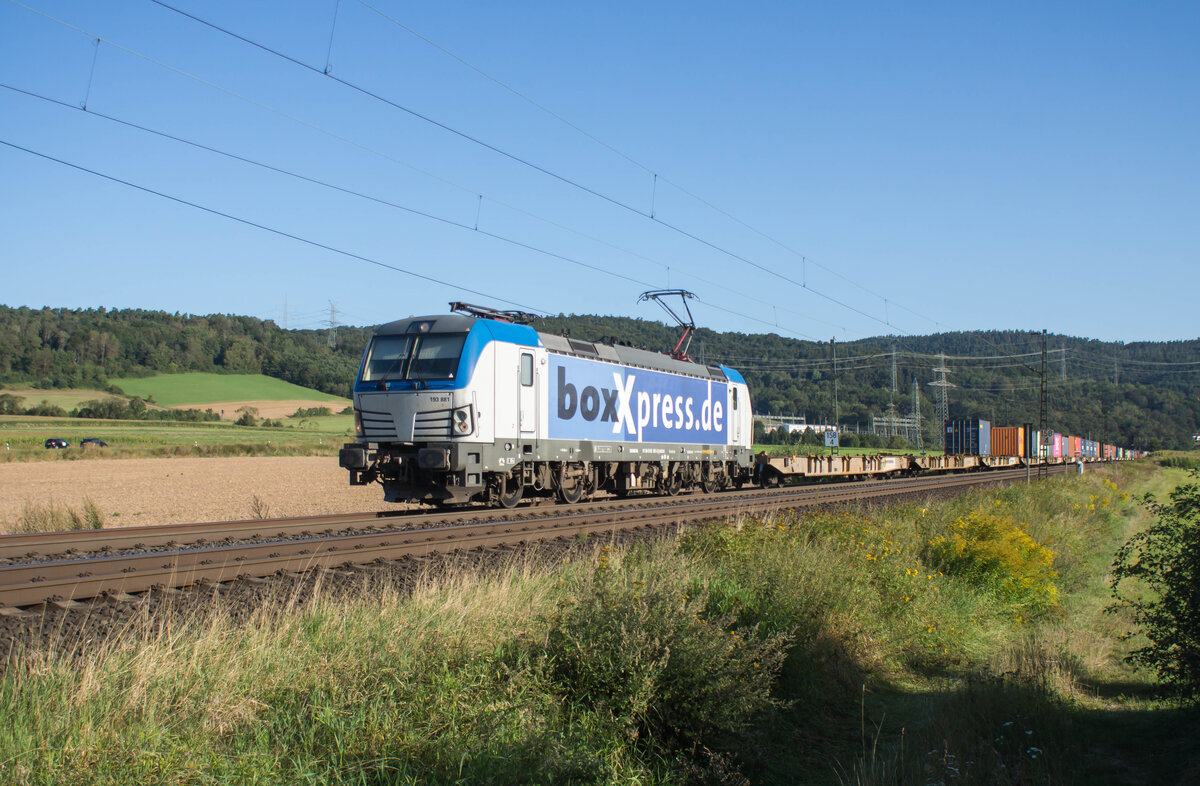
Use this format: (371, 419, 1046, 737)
(339, 307, 754, 507)
(340, 306, 1140, 507)
(941, 420, 1143, 461)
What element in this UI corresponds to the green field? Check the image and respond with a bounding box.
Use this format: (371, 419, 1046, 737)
(109, 373, 349, 407)
(0, 414, 352, 461)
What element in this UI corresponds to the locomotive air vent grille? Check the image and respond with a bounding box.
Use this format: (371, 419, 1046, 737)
(413, 409, 454, 438)
(360, 408, 397, 439)
(568, 339, 598, 356)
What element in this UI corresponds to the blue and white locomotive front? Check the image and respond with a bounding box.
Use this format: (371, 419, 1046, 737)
(339, 313, 541, 504)
(340, 312, 755, 506)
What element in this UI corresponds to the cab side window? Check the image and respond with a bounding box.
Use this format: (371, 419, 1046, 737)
(521, 353, 534, 386)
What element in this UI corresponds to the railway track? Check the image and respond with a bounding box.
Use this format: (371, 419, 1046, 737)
(0, 466, 1060, 612)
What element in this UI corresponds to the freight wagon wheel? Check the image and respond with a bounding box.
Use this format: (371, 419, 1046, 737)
(662, 469, 683, 496)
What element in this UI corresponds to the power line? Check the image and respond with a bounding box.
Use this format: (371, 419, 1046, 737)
(1, 8, 844, 337)
(0, 138, 547, 313)
(1071, 352, 1200, 366)
(7, 0, 1117, 379)
(0, 82, 828, 342)
(354, 0, 942, 331)
(143, 0, 916, 335)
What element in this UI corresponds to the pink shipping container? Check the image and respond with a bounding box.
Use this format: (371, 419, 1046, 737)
(1051, 433, 1062, 458)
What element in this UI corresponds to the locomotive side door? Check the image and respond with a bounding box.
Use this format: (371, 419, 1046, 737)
(519, 350, 537, 437)
(730, 384, 742, 445)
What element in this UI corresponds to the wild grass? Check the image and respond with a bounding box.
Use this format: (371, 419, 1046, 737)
(0, 463, 1193, 784)
(3, 498, 105, 533)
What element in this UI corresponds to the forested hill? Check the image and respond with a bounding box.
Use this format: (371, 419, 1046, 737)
(2, 306, 1197, 450)
(0, 306, 370, 398)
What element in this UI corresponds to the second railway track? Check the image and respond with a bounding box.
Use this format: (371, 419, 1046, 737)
(0, 467, 1060, 612)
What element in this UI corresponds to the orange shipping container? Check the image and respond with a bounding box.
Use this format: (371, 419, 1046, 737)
(991, 426, 1025, 457)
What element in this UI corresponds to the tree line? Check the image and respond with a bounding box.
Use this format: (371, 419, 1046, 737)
(0, 305, 369, 398)
(1, 305, 1196, 450)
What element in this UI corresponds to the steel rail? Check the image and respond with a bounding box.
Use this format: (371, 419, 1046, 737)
(0, 474, 945, 560)
(0, 462, 1067, 561)
(0, 467, 1057, 609)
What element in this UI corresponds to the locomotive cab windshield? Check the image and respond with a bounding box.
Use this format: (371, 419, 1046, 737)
(362, 332, 467, 383)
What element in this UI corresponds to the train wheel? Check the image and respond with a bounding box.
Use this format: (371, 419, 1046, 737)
(557, 480, 584, 504)
(497, 477, 524, 509)
(555, 464, 586, 504)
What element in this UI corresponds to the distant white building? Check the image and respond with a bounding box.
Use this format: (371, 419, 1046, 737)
(755, 415, 836, 435)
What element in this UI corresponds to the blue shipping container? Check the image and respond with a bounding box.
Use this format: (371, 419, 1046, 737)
(945, 418, 991, 456)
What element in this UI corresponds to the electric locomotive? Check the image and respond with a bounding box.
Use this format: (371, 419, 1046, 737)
(339, 303, 755, 507)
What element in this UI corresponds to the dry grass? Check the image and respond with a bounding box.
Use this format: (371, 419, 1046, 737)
(2, 463, 1192, 785)
(2, 498, 105, 533)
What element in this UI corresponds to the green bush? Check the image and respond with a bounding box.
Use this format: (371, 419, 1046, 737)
(70, 398, 220, 422)
(1158, 455, 1200, 471)
(544, 548, 790, 748)
(1111, 471, 1200, 700)
(289, 406, 333, 418)
(23, 400, 67, 417)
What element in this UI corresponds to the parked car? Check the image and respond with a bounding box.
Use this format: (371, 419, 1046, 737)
(80, 437, 108, 448)
(44, 438, 70, 449)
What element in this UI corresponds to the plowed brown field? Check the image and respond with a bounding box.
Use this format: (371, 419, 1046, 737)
(0, 456, 397, 530)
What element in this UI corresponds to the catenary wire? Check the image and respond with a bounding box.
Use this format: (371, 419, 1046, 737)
(143, 0, 912, 335)
(0, 138, 549, 313)
(353, 0, 943, 330)
(9, 1, 1116, 378)
(3, 1, 845, 337)
(0, 82, 827, 341)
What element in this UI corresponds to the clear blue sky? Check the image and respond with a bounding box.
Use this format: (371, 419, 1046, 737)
(2, 1, 1196, 342)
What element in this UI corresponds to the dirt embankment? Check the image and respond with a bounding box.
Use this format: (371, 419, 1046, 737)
(0, 456, 394, 529)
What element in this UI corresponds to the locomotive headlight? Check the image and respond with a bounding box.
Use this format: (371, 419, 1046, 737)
(353, 409, 363, 437)
(452, 406, 473, 435)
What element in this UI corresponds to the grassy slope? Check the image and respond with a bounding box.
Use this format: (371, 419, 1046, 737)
(2, 462, 1196, 784)
(0, 388, 124, 410)
(109, 373, 348, 406)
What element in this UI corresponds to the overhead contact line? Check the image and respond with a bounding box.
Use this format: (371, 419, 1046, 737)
(0, 138, 546, 315)
(143, 0, 911, 336)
